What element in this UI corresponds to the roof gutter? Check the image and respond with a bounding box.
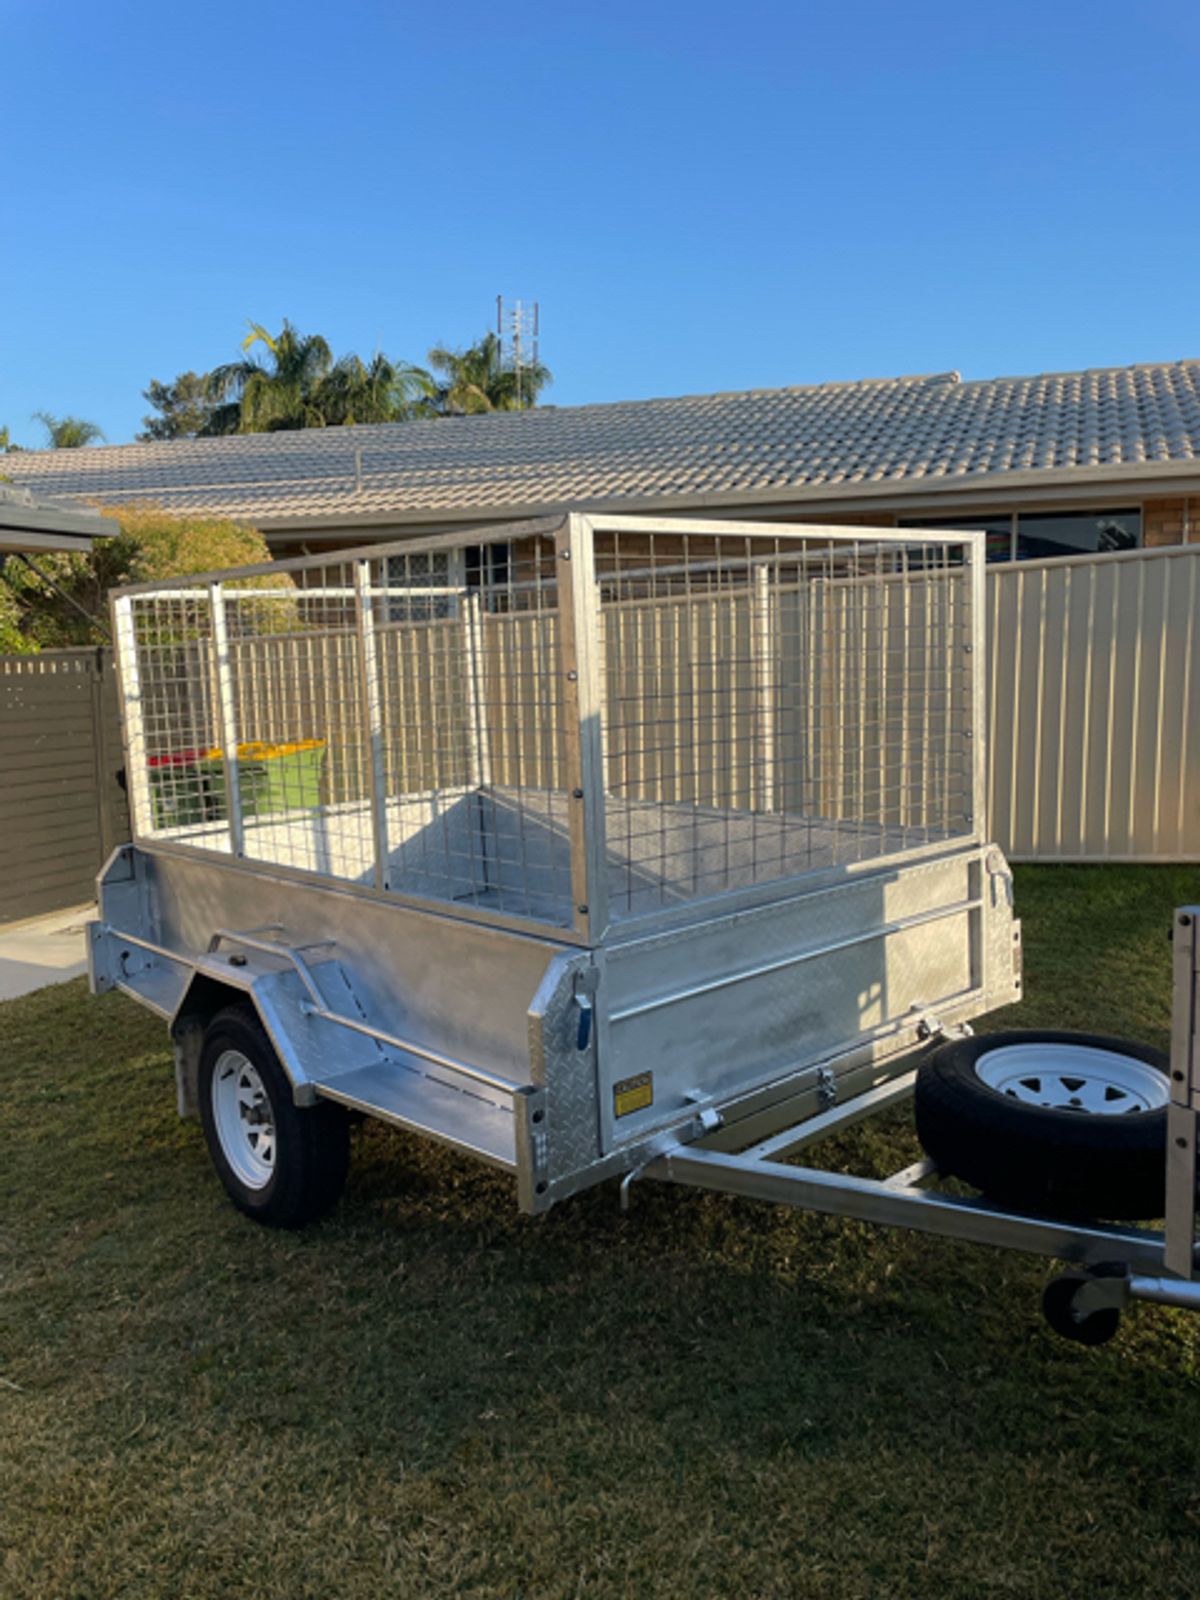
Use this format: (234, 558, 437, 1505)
(8, 453, 1200, 537)
(245, 455, 1200, 533)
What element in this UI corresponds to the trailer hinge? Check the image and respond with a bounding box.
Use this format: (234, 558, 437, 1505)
(912, 1008, 972, 1044)
(682, 1087, 724, 1137)
(816, 1066, 836, 1108)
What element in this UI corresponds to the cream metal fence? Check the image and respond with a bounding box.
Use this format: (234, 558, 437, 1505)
(7, 537, 1197, 928)
(987, 542, 1200, 861)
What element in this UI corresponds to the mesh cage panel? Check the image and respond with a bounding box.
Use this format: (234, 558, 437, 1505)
(114, 519, 977, 936)
(593, 527, 974, 920)
(119, 535, 573, 926)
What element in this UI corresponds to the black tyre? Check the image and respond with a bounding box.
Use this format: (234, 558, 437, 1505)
(198, 1004, 350, 1228)
(1042, 1273, 1122, 1346)
(914, 1030, 1170, 1220)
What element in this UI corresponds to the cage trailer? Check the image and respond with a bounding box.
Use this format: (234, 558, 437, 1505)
(89, 513, 1200, 1343)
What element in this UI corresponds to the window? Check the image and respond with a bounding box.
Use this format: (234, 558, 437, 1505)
(383, 542, 515, 621)
(898, 514, 1013, 561)
(899, 508, 1142, 563)
(384, 549, 460, 621)
(464, 541, 512, 592)
(1015, 509, 1140, 561)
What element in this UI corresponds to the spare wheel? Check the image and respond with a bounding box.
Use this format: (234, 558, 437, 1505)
(914, 1030, 1170, 1220)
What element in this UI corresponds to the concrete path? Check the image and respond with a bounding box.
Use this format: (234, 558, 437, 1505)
(0, 904, 93, 1002)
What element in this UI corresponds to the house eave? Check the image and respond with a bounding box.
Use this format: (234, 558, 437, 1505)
(243, 456, 1200, 535)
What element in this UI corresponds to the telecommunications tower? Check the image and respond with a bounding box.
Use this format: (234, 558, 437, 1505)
(496, 296, 540, 407)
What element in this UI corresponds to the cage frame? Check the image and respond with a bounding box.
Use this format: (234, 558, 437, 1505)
(94, 509, 1018, 1231)
(110, 511, 988, 951)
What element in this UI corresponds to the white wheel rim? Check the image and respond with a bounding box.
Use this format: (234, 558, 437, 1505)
(974, 1042, 1168, 1114)
(211, 1049, 276, 1189)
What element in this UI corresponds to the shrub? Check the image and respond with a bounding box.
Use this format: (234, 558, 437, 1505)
(1, 503, 275, 651)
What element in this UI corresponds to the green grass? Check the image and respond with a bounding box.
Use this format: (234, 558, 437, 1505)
(3, 865, 1200, 1599)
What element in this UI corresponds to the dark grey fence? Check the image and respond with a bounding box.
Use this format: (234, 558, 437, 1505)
(0, 649, 129, 922)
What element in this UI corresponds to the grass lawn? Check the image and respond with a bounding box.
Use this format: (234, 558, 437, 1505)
(3, 864, 1200, 1599)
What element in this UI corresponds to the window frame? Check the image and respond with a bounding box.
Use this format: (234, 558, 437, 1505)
(897, 504, 1144, 563)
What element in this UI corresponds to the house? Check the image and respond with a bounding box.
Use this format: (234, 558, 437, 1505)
(4, 359, 1200, 903)
(3, 360, 1199, 583)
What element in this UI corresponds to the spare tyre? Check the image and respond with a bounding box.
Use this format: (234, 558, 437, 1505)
(914, 1030, 1170, 1220)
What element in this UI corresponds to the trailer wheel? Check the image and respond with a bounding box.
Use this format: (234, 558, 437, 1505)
(198, 1005, 349, 1228)
(914, 1030, 1170, 1220)
(1042, 1272, 1123, 1346)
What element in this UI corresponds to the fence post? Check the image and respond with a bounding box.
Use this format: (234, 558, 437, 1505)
(751, 562, 776, 813)
(556, 513, 609, 941)
(353, 559, 391, 892)
(209, 583, 245, 858)
(89, 646, 115, 860)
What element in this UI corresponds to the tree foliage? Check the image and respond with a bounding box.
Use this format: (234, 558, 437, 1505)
(127, 319, 555, 439)
(204, 321, 335, 434)
(138, 372, 216, 440)
(8, 315, 557, 471)
(426, 331, 552, 414)
(33, 412, 105, 448)
(317, 352, 435, 425)
(0, 503, 273, 653)
(200, 321, 436, 434)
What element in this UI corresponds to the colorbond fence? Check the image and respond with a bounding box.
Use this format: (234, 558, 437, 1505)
(988, 542, 1200, 861)
(0, 649, 128, 922)
(3, 542, 1198, 923)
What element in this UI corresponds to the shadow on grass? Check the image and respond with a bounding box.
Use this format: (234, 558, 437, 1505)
(5, 863, 1200, 1596)
(31, 1092, 1199, 1495)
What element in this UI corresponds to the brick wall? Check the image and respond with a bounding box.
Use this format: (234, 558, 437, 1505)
(1143, 496, 1198, 547)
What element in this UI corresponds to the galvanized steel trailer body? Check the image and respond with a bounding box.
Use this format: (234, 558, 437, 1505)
(87, 513, 1199, 1318)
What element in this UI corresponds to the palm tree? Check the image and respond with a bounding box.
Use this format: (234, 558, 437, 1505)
(202, 322, 435, 433)
(203, 321, 335, 435)
(316, 352, 434, 426)
(33, 412, 105, 448)
(426, 332, 552, 414)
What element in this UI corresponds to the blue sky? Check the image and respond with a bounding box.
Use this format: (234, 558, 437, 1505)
(2, 0, 1198, 447)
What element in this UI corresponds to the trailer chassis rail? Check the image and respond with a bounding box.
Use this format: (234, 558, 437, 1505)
(643, 1143, 1200, 1297)
(628, 906, 1200, 1337)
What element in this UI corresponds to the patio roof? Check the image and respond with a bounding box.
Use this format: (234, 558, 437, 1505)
(0, 482, 110, 554)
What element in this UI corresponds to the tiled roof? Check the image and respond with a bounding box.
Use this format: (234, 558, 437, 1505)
(5, 360, 1200, 530)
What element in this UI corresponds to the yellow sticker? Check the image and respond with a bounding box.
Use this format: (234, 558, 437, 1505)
(614, 1072, 653, 1118)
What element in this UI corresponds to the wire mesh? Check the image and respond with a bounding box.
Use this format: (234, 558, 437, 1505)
(115, 519, 977, 936)
(120, 533, 575, 927)
(593, 527, 975, 919)
(120, 589, 223, 841)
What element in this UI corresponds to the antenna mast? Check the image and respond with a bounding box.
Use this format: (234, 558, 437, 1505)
(496, 295, 540, 408)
